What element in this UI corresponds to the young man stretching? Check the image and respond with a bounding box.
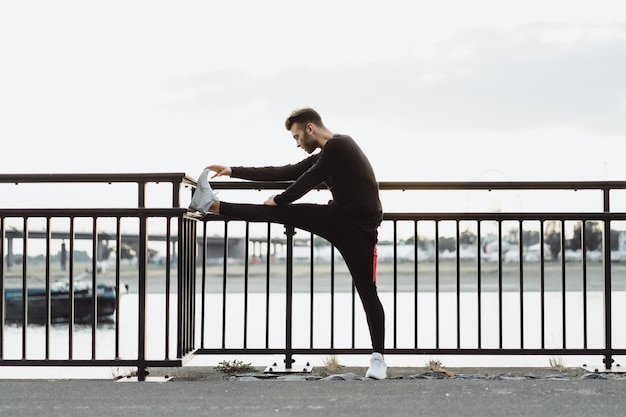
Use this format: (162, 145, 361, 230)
(190, 108, 387, 379)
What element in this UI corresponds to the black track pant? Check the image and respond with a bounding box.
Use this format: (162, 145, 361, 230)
(219, 201, 385, 353)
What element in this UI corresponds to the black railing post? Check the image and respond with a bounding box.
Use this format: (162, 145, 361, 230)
(177, 216, 196, 357)
(137, 181, 148, 381)
(21, 217, 28, 358)
(602, 188, 613, 369)
(284, 225, 296, 370)
(181, 216, 196, 356)
(0, 218, 4, 358)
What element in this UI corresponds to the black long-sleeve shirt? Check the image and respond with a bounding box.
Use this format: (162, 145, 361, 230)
(231, 134, 383, 225)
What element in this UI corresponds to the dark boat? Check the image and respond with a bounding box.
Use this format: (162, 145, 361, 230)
(3, 279, 120, 323)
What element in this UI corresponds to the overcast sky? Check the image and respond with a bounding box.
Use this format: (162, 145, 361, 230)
(1, 0, 625, 185)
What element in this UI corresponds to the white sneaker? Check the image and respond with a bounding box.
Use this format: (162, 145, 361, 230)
(189, 169, 219, 214)
(365, 352, 387, 380)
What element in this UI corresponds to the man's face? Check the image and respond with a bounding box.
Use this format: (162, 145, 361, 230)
(291, 123, 317, 154)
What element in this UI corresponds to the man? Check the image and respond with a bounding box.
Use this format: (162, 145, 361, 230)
(190, 108, 387, 379)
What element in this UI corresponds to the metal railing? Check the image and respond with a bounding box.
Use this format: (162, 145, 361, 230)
(196, 180, 626, 371)
(0, 174, 195, 380)
(2, 174, 626, 380)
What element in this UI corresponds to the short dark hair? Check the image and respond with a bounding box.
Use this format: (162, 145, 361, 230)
(285, 108, 324, 130)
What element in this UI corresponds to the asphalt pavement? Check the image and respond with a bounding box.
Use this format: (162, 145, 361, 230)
(3, 367, 626, 417)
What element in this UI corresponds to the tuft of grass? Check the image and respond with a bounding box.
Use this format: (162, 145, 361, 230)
(111, 366, 135, 379)
(214, 359, 257, 375)
(428, 359, 454, 377)
(549, 356, 566, 371)
(322, 355, 342, 374)
(428, 359, 444, 372)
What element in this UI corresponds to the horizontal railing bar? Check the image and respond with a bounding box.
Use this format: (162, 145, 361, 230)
(2, 209, 624, 221)
(4, 175, 626, 192)
(384, 212, 626, 221)
(207, 180, 626, 192)
(200, 212, 626, 223)
(0, 359, 184, 367)
(0, 208, 188, 217)
(379, 181, 626, 191)
(196, 348, 625, 356)
(199, 211, 626, 226)
(0, 172, 194, 185)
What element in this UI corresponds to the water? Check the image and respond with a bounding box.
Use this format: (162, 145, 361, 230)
(2, 289, 625, 378)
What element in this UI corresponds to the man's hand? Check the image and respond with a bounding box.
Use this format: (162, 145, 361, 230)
(206, 165, 232, 178)
(264, 195, 278, 206)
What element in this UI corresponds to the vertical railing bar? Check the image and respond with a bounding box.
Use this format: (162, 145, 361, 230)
(414, 220, 419, 349)
(188, 220, 193, 353)
(189, 216, 197, 357)
(176, 217, 184, 357)
(265, 223, 271, 349)
(115, 217, 121, 359)
(560, 220, 566, 350)
(199, 220, 207, 350)
(137, 181, 148, 373)
(519, 220, 525, 349)
(283, 225, 295, 369)
(137, 189, 149, 381)
(180, 217, 190, 356)
(21, 217, 28, 359)
(498, 220, 503, 349)
(539, 220, 546, 349)
(91, 217, 98, 360)
(137, 181, 146, 208)
(330, 245, 335, 349)
(351, 279, 356, 349)
(188, 217, 197, 355)
(171, 180, 181, 208)
(165, 181, 180, 359)
(164, 217, 172, 358)
(435, 220, 440, 349)
(602, 187, 613, 369)
(68, 217, 75, 360)
(178, 218, 185, 356)
(477, 220, 482, 349)
(309, 233, 315, 349)
(177, 218, 184, 355)
(243, 222, 250, 348)
(0, 217, 4, 358)
(189, 218, 194, 354)
(351, 239, 356, 349)
(221, 221, 228, 349)
(456, 220, 461, 349)
(179, 217, 187, 356)
(45, 217, 51, 359)
(0, 217, 4, 359)
(582, 220, 588, 349)
(393, 220, 398, 349)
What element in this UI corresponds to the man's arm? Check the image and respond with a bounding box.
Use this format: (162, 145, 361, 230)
(272, 141, 341, 205)
(205, 165, 232, 178)
(205, 156, 320, 206)
(230, 154, 320, 181)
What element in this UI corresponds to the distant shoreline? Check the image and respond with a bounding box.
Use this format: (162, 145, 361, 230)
(6, 260, 626, 294)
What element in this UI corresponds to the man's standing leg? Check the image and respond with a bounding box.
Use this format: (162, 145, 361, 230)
(217, 201, 387, 378)
(334, 229, 387, 379)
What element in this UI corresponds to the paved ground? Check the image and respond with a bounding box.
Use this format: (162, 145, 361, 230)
(3, 367, 626, 417)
